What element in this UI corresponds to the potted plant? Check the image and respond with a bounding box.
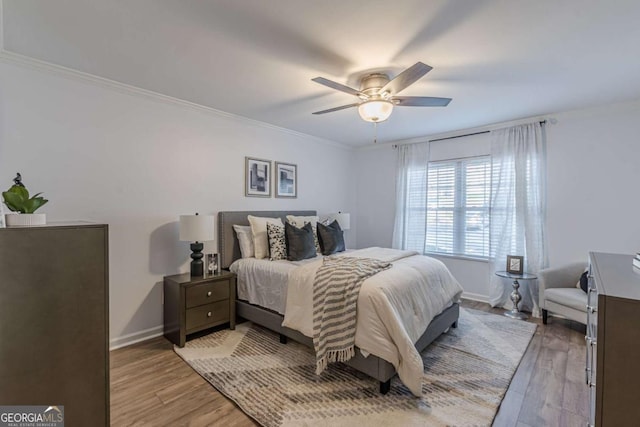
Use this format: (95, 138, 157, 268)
(2, 173, 48, 226)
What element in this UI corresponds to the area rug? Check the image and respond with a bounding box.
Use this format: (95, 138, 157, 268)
(174, 308, 536, 427)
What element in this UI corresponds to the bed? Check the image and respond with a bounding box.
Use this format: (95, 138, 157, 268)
(218, 210, 462, 395)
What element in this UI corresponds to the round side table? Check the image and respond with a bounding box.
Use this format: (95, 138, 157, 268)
(495, 271, 537, 320)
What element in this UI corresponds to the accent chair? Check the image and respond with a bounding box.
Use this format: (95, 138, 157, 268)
(538, 261, 589, 325)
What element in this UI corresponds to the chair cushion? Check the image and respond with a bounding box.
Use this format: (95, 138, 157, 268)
(545, 288, 588, 312)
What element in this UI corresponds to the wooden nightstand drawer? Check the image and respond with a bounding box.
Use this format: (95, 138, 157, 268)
(185, 300, 230, 331)
(185, 279, 230, 308)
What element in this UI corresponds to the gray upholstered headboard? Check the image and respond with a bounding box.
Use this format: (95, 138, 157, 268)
(218, 210, 317, 269)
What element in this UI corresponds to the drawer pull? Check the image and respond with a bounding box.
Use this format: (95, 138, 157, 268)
(586, 336, 597, 346)
(588, 379, 596, 388)
(587, 305, 597, 314)
(207, 291, 212, 297)
(207, 311, 212, 317)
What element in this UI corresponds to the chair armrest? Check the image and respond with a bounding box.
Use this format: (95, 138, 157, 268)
(539, 262, 588, 308)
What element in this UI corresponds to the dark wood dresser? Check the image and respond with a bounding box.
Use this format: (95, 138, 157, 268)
(0, 222, 109, 426)
(587, 252, 640, 426)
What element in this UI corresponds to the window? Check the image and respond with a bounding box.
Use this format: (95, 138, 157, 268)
(426, 156, 491, 258)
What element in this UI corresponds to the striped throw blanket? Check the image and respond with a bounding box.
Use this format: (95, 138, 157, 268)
(313, 256, 391, 375)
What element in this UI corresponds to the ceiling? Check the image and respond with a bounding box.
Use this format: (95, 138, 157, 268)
(3, 0, 640, 147)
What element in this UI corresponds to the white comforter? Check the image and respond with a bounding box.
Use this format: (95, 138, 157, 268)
(282, 247, 463, 396)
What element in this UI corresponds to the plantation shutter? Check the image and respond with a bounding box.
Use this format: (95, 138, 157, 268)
(426, 156, 490, 258)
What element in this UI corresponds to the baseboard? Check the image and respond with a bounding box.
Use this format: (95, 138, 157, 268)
(461, 292, 490, 304)
(109, 325, 164, 351)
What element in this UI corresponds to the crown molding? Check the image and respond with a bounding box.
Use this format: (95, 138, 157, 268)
(0, 47, 353, 151)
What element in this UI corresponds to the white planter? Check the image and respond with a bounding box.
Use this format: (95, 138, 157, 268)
(6, 213, 47, 227)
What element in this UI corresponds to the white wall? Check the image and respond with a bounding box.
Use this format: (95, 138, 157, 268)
(0, 58, 356, 348)
(355, 99, 640, 301)
(354, 147, 396, 249)
(546, 100, 640, 264)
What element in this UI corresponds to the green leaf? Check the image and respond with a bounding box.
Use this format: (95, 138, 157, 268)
(22, 197, 48, 214)
(8, 185, 29, 200)
(2, 191, 25, 212)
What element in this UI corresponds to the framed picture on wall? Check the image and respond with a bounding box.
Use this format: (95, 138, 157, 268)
(245, 157, 271, 197)
(506, 255, 524, 275)
(275, 162, 297, 198)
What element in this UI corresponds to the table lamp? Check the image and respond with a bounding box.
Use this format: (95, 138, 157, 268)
(332, 212, 351, 230)
(179, 213, 215, 277)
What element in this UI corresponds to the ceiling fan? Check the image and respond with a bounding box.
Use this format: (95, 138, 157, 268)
(311, 62, 451, 123)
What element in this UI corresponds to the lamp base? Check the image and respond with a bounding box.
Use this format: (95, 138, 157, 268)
(189, 242, 204, 277)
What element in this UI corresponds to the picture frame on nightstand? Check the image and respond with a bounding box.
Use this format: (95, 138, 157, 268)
(506, 255, 524, 275)
(206, 253, 220, 275)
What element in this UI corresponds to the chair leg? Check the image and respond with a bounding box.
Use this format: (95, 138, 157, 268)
(542, 309, 548, 325)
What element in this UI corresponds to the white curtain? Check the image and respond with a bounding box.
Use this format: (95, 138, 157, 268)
(489, 122, 548, 316)
(392, 142, 430, 252)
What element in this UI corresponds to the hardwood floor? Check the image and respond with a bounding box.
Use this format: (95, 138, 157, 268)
(110, 300, 588, 426)
(464, 300, 589, 427)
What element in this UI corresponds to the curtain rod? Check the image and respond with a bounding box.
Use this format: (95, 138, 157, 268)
(429, 130, 489, 143)
(429, 120, 546, 143)
(393, 120, 547, 148)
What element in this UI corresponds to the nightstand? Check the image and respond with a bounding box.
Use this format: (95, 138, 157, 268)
(163, 270, 236, 347)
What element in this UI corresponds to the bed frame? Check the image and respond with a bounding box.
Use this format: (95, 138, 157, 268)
(218, 210, 459, 394)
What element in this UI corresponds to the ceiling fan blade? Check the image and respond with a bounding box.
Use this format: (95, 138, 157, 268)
(312, 77, 362, 97)
(380, 62, 433, 95)
(393, 96, 451, 107)
(312, 103, 359, 115)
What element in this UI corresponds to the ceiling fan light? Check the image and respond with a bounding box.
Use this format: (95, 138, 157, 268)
(358, 100, 394, 123)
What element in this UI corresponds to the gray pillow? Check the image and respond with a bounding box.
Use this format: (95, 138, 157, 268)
(317, 220, 345, 255)
(285, 222, 317, 261)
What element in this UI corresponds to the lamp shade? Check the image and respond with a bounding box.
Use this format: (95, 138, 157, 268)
(333, 212, 351, 230)
(358, 100, 393, 123)
(179, 214, 214, 242)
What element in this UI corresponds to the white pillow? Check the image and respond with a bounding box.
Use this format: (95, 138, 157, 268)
(233, 225, 254, 258)
(286, 215, 320, 252)
(247, 215, 284, 259)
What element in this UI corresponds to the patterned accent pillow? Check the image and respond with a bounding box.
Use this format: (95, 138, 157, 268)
(267, 222, 287, 261)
